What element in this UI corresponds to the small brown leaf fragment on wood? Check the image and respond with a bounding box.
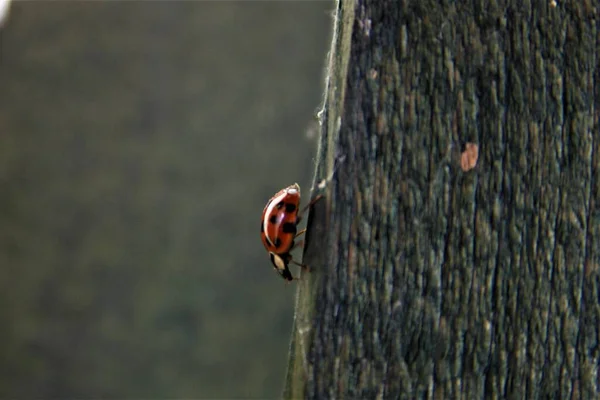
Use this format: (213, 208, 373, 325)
(460, 142, 479, 171)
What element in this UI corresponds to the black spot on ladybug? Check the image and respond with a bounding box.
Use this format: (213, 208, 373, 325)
(285, 203, 297, 213)
(269, 215, 277, 224)
(282, 222, 297, 234)
(260, 222, 264, 232)
(274, 238, 282, 248)
(276, 201, 285, 209)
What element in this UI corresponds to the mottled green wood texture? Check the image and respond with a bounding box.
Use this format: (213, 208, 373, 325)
(286, 0, 600, 398)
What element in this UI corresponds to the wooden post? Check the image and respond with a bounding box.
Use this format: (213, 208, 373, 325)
(285, 0, 600, 398)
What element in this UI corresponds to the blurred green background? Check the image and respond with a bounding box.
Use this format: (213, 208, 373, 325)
(0, 1, 332, 397)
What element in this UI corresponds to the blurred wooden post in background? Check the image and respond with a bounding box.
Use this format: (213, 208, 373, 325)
(285, 0, 600, 398)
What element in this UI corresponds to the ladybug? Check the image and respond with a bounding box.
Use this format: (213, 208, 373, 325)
(260, 183, 321, 281)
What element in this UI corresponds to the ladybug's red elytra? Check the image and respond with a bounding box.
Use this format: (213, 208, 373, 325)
(260, 183, 321, 282)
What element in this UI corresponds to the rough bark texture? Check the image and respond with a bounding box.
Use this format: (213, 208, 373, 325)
(285, 0, 600, 398)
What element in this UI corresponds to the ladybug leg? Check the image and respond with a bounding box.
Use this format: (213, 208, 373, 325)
(296, 194, 323, 224)
(290, 258, 311, 272)
(295, 228, 307, 238)
(290, 239, 305, 251)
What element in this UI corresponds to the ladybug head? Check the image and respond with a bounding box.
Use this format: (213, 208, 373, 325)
(269, 252, 294, 281)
